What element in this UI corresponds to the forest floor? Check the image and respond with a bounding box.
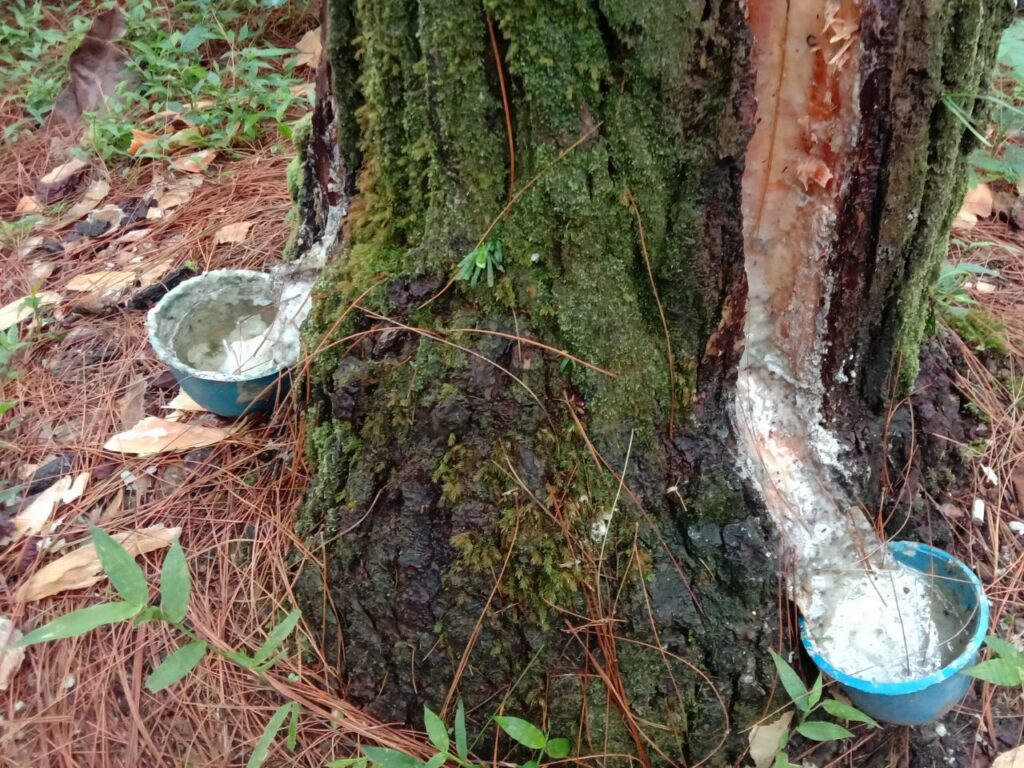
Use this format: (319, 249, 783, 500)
(0, 3, 1023, 768)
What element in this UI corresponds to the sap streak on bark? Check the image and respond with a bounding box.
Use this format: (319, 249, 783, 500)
(737, 0, 879, 614)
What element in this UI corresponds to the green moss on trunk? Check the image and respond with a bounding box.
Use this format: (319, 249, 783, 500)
(297, 0, 1009, 763)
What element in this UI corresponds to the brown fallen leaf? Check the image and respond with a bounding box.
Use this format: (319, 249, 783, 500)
(136, 256, 174, 287)
(748, 712, 793, 768)
(16, 195, 45, 214)
(164, 390, 206, 412)
(955, 183, 994, 229)
(6, 472, 90, 542)
(56, 178, 111, 227)
(213, 221, 253, 245)
(0, 619, 24, 692)
(65, 270, 137, 294)
(170, 149, 216, 174)
(49, 8, 137, 126)
(994, 745, 1024, 768)
(36, 157, 90, 202)
(16, 525, 180, 601)
(89, 204, 125, 230)
(128, 128, 159, 155)
(291, 27, 322, 69)
(27, 261, 56, 290)
(103, 416, 229, 455)
(0, 292, 60, 332)
(155, 175, 204, 211)
(117, 378, 148, 430)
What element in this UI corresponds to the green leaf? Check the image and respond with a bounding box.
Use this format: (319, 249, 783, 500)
(423, 754, 445, 768)
(454, 698, 468, 760)
(287, 703, 299, 750)
(964, 657, 1024, 686)
(91, 526, 149, 607)
(795, 721, 854, 742)
(18, 601, 140, 646)
(807, 674, 823, 711)
(362, 747, 424, 768)
(493, 716, 547, 750)
(253, 610, 302, 665)
(247, 702, 292, 768)
(327, 760, 367, 768)
(180, 25, 210, 53)
(821, 699, 880, 728)
(423, 707, 449, 753)
(770, 651, 810, 713)
(984, 635, 1024, 662)
(146, 641, 207, 692)
(771, 753, 799, 768)
(521, 761, 539, 768)
(998, 18, 1024, 80)
(545, 737, 571, 759)
(160, 541, 190, 624)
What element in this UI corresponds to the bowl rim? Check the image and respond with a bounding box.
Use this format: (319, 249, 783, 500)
(146, 268, 286, 383)
(800, 540, 990, 696)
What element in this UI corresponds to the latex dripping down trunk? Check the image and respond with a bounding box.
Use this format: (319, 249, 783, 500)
(734, 0, 955, 681)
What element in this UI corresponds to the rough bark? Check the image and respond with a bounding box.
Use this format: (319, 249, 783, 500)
(293, 1, 1008, 765)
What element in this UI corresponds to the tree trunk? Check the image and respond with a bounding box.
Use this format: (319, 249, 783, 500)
(294, 0, 1008, 764)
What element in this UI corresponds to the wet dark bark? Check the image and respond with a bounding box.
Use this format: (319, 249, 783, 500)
(293, 1, 1009, 765)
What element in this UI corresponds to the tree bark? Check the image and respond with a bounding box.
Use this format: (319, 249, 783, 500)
(294, 0, 1008, 764)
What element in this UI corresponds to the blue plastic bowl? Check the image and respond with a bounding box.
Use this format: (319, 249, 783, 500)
(147, 269, 290, 418)
(801, 541, 989, 726)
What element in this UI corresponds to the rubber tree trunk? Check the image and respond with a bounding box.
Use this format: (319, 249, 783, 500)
(295, 0, 1008, 764)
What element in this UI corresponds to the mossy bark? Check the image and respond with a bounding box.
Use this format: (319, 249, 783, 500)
(296, 1, 1008, 764)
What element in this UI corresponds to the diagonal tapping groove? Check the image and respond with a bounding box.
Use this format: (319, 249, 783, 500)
(735, 0, 969, 682)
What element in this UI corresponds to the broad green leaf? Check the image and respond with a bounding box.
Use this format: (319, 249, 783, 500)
(521, 761, 539, 768)
(807, 674, 823, 711)
(253, 610, 302, 665)
(180, 25, 210, 53)
(795, 720, 854, 742)
(160, 541, 190, 624)
(423, 707, 449, 753)
(965, 657, 1024, 686)
(770, 651, 810, 713)
(493, 716, 547, 750)
(454, 698, 468, 760)
(423, 754, 445, 768)
(998, 18, 1024, 80)
(18, 601, 140, 646)
(771, 753, 799, 768)
(545, 737, 571, 759)
(984, 635, 1024, 662)
(327, 761, 368, 768)
(91, 526, 149, 607)
(247, 702, 292, 768)
(146, 641, 207, 692)
(821, 699, 880, 728)
(362, 747, 424, 768)
(287, 703, 299, 750)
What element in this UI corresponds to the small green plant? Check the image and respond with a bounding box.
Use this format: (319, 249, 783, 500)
(16, 526, 303, 767)
(965, 635, 1024, 686)
(84, 1, 308, 161)
(766, 651, 880, 768)
(933, 261, 1000, 320)
(355, 704, 570, 768)
(0, 1, 93, 145)
(0, 326, 31, 379)
(457, 239, 505, 287)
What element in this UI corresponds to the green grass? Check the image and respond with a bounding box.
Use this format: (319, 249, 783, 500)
(0, 0, 311, 156)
